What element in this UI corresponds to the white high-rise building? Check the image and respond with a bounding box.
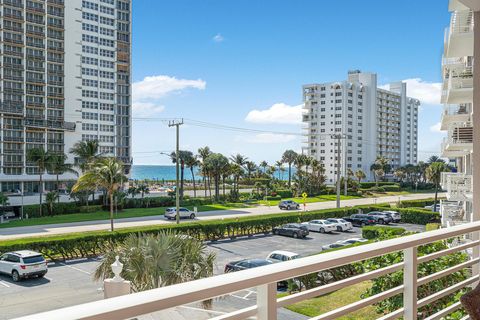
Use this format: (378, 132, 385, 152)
(0, 0, 132, 195)
(302, 70, 419, 184)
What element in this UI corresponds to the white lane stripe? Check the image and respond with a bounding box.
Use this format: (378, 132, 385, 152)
(58, 263, 92, 275)
(0, 281, 10, 288)
(179, 306, 226, 315)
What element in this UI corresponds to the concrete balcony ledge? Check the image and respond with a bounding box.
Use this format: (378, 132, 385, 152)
(441, 172, 473, 201)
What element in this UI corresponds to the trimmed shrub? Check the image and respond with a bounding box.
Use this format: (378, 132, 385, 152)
(362, 226, 406, 240)
(382, 185, 401, 192)
(276, 189, 293, 198)
(426, 223, 441, 231)
(396, 198, 441, 208)
(359, 182, 397, 189)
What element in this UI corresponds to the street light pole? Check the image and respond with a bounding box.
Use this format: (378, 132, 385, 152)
(333, 134, 342, 209)
(169, 119, 184, 224)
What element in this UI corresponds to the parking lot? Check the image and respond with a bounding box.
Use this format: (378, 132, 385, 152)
(0, 223, 424, 319)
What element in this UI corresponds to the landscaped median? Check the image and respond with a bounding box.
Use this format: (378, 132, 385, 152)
(0, 204, 439, 261)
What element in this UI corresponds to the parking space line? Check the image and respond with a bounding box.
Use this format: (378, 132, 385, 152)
(179, 306, 226, 315)
(0, 281, 10, 288)
(58, 262, 92, 275)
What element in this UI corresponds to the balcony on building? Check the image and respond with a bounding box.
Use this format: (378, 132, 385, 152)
(441, 61, 473, 104)
(444, 8, 474, 58)
(440, 103, 471, 130)
(440, 199, 471, 228)
(441, 122, 473, 157)
(440, 172, 473, 202)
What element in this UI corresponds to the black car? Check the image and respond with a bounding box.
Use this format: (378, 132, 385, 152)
(366, 211, 393, 225)
(278, 200, 300, 210)
(272, 223, 309, 238)
(343, 214, 376, 227)
(224, 258, 273, 273)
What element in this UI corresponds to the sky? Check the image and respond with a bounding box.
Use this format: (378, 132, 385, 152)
(131, 0, 450, 165)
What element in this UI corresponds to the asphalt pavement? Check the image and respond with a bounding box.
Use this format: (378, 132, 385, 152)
(0, 223, 424, 319)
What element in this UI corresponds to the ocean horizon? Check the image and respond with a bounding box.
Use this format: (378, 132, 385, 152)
(131, 165, 293, 181)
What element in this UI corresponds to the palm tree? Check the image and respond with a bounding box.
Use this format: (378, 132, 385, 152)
(72, 158, 126, 231)
(282, 150, 298, 188)
(229, 163, 243, 197)
(184, 154, 199, 198)
(69, 140, 99, 172)
(275, 160, 283, 180)
(355, 169, 366, 184)
(45, 191, 59, 215)
(393, 168, 406, 183)
(245, 161, 257, 180)
(127, 186, 139, 198)
(94, 233, 215, 298)
(48, 153, 77, 202)
(426, 162, 450, 212)
(27, 148, 53, 216)
(370, 163, 381, 185)
(0, 193, 9, 217)
(198, 147, 212, 197)
(170, 150, 194, 201)
(203, 153, 229, 201)
(137, 184, 149, 198)
(259, 160, 268, 173)
(428, 155, 445, 164)
(230, 154, 248, 168)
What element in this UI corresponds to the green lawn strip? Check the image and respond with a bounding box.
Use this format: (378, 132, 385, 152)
(0, 203, 253, 229)
(278, 281, 376, 320)
(255, 195, 363, 206)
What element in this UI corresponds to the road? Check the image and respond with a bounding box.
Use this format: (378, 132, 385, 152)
(0, 192, 442, 240)
(0, 223, 424, 319)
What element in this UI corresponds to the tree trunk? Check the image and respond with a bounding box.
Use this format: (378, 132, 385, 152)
(56, 173, 60, 203)
(191, 168, 196, 198)
(214, 176, 220, 201)
(39, 173, 43, 217)
(288, 164, 292, 187)
(208, 176, 212, 199)
(222, 176, 226, 196)
(109, 192, 114, 232)
(433, 182, 439, 213)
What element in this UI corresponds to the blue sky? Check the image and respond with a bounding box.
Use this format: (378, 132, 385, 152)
(131, 0, 450, 165)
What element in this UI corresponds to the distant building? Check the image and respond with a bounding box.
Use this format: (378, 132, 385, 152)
(0, 0, 132, 195)
(302, 70, 419, 184)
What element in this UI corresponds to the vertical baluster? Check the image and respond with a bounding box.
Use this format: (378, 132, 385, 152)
(403, 247, 418, 320)
(257, 283, 277, 320)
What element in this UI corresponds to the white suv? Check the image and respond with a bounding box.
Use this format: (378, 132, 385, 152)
(0, 251, 48, 282)
(164, 207, 195, 220)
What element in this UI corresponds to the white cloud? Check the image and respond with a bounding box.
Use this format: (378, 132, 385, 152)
(213, 33, 224, 42)
(133, 75, 206, 101)
(245, 103, 303, 125)
(132, 102, 165, 117)
(237, 133, 297, 144)
(430, 122, 442, 133)
(380, 78, 441, 105)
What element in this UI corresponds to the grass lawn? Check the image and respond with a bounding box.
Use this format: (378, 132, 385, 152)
(280, 281, 377, 319)
(256, 194, 363, 206)
(0, 203, 252, 229)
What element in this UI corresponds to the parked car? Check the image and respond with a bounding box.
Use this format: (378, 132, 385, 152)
(164, 207, 195, 220)
(266, 250, 300, 262)
(383, 210, 401, 223)
(224, 258, 273, 272)
(301, 220, 337, 233)
(367, 211, 393, 225)
(321, 242, 347, 251)
(278, 200, 300, 210)
(272, 223, 309, 238)
(337, 238, 368, 245)
(424, 204, 440, 212)
(326, 218, 353, 232)
(0, 251, 47, 282)
(343, 214, 376, 227)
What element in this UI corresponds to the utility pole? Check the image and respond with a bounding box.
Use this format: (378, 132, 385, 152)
(169, 119, 184, 224)
(332, 134, 343, 209)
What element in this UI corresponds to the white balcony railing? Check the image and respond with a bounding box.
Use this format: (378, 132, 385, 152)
(440, 104, 472, 130)
(450, 10, 474, 35)
(442, 122, 473, 156)
(444, 10, 474, 58)
(440, 200, 470, 227)
(13, 221, 480, 320)
(441, 172, 473, 201)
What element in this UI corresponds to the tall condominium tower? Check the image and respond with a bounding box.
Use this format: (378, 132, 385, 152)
(302, 70, 419, 185)
(0, 0, 132, 194)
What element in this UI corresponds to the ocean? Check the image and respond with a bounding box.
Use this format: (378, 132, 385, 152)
(131, 165, 293, 181)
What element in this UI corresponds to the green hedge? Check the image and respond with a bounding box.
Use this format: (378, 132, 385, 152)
(362, 226, 406, 240)
(276, 189, 293, 198)
(396, 198, 440, 208)
(363, 206, 440, 225)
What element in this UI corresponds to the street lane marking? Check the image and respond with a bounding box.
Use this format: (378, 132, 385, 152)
(0, 281, 10, 288)
(59, 262, 92, 275)
(179, 306, 226, 315)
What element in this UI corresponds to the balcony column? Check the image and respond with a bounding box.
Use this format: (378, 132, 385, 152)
(257, 283, 277, 320)
(472, 10, 480, 281)
(403, 247, 418, 320)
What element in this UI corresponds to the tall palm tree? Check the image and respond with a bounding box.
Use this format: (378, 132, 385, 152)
(170, 150, 194, 201)
(72, 158, 126, 231)
(137, 184, 149, 198)
(275, 160, 283, 180)
(229, 163, 243, 196)
(259, 160, 268, 173)
(184, 154, 199, 198)
(198, 147, 212, 197)
(230, 154, 248, 168)
(27, 148, 53, 216)
(69, 140, 99, 172)
(370, 163, 381, 185)
(203, 153, 229, 200)
(45, 191, 59, 215)
(245, 161, 257, 180)
(94, 233, 216, 299)
(48, 153, 78, 202)
(282, 150, 298, 188)
(426, 162, 449, 212)
(428, 155, 445, 165)
(355, 169, 366, 184)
